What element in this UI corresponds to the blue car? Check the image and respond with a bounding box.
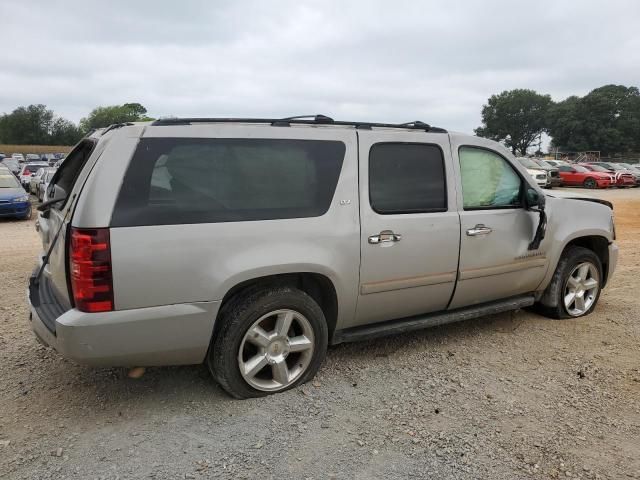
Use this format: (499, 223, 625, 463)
(0, 173, 31, 220)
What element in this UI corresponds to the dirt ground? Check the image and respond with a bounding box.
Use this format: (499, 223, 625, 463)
(0, 189, 638, 480)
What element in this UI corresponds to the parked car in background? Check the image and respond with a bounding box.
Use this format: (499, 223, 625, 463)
(29, 167, 46, 195)
(586, 162, 640, 185)
(18, 162, 47, 189)
(0, 172, 31, 220)
(582, 163, 637, 188)
(1, 157, 21, 175)
(25, 154, 41, 162)
(28, 117, 618, 399)
(617, 163, 640, 174)
(530, 159, 563, 187)
(556, 164, 613, 189)
(37, 167, 57, 202)
(12, 153, 25, 163)
(516, 157, 550, 187)
(543, 160, 570, 168)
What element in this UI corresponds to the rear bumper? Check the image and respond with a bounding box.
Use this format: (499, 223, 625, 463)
(28, 283, 220, 366)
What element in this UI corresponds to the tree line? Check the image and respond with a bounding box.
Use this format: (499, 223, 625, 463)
(0, 103, 152, 145)
(476, 84, 640, 156)
(2, 85, 639, 153)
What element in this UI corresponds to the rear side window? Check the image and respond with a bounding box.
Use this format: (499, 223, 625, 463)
(369, 143, 446, 214)
(111, 138, 345, 227)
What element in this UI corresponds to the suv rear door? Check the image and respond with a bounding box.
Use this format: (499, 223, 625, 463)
(355, 130, 460, 326)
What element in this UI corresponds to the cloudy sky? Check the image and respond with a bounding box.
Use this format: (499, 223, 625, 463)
(0, 0, 638, 134)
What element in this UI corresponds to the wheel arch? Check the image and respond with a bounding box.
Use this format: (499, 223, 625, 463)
(212, 272, 339, 345)
(562, 235, 610, 287)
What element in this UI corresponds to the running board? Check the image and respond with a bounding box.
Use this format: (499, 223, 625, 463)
(331, 295, 535, 345)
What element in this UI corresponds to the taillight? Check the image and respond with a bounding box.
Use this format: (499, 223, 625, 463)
(69, 228, 114, 313)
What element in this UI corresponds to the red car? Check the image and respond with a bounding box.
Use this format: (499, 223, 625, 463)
(557, 164, 613, 189)
(582, 163, 636, 187)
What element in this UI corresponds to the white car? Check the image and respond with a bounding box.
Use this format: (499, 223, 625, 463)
(517, 158, 550, 188)
(526, 168, 549, 187)
(12, 153, 25, 163)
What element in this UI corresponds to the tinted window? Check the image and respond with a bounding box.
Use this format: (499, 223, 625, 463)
(369, 143, 446, 214)
(459, 147, 522, 209)
(111, 138, 345, 227)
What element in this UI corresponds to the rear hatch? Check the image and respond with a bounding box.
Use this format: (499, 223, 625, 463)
(32, 139, 100, 332)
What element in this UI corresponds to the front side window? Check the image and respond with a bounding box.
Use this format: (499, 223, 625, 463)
(369, 143, 446, 214)
(112, 138, 345, 227)
(459, 147, 522, 209)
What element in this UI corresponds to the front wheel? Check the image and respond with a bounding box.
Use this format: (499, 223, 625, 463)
(583, 178, 597, 189)
(536, 246, 602, 319)
(208, 287, 328, 398)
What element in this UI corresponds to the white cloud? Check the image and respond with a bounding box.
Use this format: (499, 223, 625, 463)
(0, 0, 638, 134)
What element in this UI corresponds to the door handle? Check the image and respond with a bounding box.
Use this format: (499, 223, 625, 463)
(466, 224, 492, 236)
(368, 230, 402, 244)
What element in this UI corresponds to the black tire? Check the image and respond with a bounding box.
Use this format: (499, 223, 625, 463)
(208, 286, 328, 399)
(20, 206, 32, 221)
(583, 178, 596, 189)
(535, 246, 602, 319)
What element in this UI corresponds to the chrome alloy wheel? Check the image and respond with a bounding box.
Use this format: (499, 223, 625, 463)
(238, 309, 315, 392)
(563, 262, 599, 316)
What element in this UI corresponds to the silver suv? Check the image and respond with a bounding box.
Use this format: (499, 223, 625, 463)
(28, 116, 618, 398)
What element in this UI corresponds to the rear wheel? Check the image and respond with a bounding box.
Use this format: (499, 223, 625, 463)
(535, 246, 602, 319)
(208, 287, 328, 398)
(583, 178, 596, 189)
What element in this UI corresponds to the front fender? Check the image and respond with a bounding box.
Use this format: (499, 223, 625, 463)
(536, 195, 614, 291)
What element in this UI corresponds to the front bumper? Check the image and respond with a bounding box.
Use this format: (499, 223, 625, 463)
(549, 177, 564, 187)
(28, 276, 220, 366)
(0, 201, 30, 218)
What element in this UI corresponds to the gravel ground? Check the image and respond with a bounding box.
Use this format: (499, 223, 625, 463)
(1, 189, 639, 480)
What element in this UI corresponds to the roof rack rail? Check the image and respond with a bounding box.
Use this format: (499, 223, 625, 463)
(151, 115, 447, 133)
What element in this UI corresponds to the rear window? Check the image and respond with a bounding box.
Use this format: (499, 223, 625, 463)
(111, 138, 346, 227)
(24, 164, 45, 173)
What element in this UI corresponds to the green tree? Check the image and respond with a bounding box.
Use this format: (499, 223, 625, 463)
(475, 89, 552, 156)
(49, 118, 83, 145)
(547, 85, 640, 155)
(0, 104, 54, 144)
(0, 104, 84, 145)
(79, 102, 152, 132)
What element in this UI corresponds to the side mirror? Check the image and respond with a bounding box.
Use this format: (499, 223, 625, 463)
(526, 187, 545, 210)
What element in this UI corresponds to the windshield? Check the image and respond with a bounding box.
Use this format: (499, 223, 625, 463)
(0, 174, 20, 188)
(607, 164, 626, 171)
(535, 160, 554, 168)
(518, 158, 540, 169)
(573, 166, 590, 173)
(587, 164, 610, 173)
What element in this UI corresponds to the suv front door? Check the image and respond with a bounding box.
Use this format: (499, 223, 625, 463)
(448, 139, 549, 309)
(355, 130, 460, 326)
